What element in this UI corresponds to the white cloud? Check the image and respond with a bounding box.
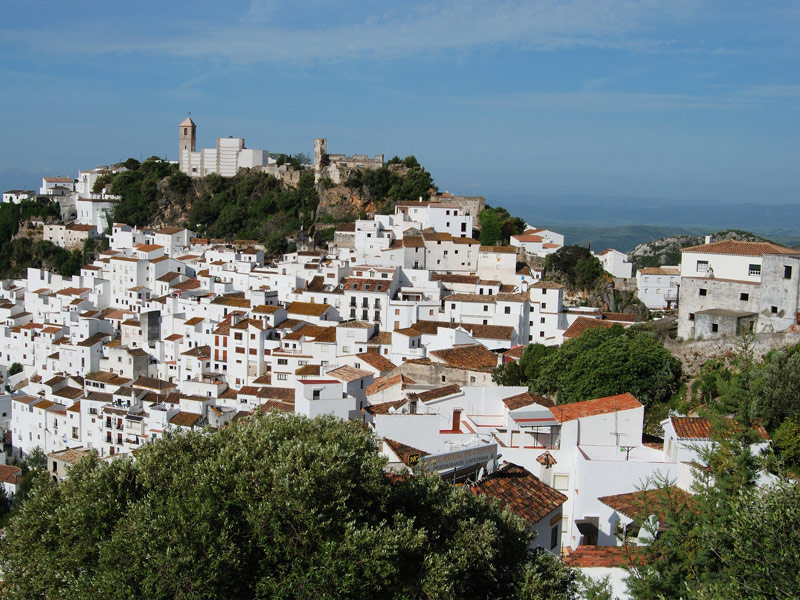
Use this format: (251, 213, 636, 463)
(0, 0, 704, 64)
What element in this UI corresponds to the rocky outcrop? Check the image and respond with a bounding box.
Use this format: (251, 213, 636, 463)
(630, 230, 769, 270)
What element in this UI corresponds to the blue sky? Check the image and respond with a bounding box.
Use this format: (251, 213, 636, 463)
(1, 1, 798, 207)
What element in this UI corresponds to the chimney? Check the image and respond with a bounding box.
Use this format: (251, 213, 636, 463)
(705, 235, 712, 244)
(452, 408, 462, 432)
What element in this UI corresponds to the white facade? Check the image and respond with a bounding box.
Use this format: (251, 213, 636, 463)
(596, 249, 632, 279)
(636, 267, 680, 310)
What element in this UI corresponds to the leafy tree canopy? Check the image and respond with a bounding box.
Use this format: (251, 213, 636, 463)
(478, 206, 525, 246)
(0, 413, 576, 600)
(496, 327, 682, 411)
(543, 245, 604, 290)
(626, 428, 800, 600)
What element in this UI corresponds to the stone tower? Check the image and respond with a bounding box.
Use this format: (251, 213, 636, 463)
(313, 138, 327, 168)
(179, 116, 196, 174)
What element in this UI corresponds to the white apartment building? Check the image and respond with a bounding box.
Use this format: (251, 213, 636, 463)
(636, 267, 680, 310)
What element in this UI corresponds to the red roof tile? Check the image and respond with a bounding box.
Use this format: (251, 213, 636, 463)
(550, 393, 642, 423)
(469, 463, 567, 524)
(563, 545, 645, 568)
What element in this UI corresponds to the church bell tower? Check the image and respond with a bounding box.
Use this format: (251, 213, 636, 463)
(178, 115, 196, 174)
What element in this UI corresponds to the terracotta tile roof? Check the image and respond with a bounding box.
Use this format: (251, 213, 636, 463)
(253, 304, 281, 314)
(496, 292, 529, 303)
(326, 365, 372, 382)
(256, 387, 295, 402)
(364, 399, 407, 415)
(602, 312, 636, 322)
(563, 545, 645, 568)
(562, 316, 620, 339)
(366, 374, 415, 396)
(469, 463, 567, 524)
(48, 447, 90, 465)
(312, 326, 337, 343)
(393, 327, 421, 337)
(503, 345, 526, 360)
(355, 352, 396, 372)
(411, 384, 461, 402)
(403, 236, 425, 248)
(532, 281, 564, 289)
(211, 296, 251, 308)
(339, 320, 373, 329)
(184, 316, 204, 326)
(638, 267, 680, 275)
(670, 416, 770, 441)
(550, 393, 642, 423)
(598, 486, 692, 522)
(0, 464, 23, 484)
(429, 344, 498, 371)
(181, 345, 210, 358)
(169, 411, 202, 428)
(671, 416, 712, 440)
(295, 364, 322, 376)
(260, 399, 295, 413)
(286, 301, 332, 317)
(445, 293, 496, 304)
(432, 273, 480, 284)
(502, 391, 553, 411)
(479, 246, 517, 254)
(156, 226, 185, 235)
(367, 331, 393, 345)
(682, 239, 795, 256)
(383, 438, 429, 466)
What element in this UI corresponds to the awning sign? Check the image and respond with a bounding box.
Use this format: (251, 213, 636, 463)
(418, 443, 498, 473)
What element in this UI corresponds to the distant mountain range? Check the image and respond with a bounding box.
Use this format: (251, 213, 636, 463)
(492, 195, 800, 252)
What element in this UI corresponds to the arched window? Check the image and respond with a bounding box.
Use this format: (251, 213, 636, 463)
(184, 128, 188, 135)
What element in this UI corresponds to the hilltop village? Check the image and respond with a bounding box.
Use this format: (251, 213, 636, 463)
(1, 118, 798, 597)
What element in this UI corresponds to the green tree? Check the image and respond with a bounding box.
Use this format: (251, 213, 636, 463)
(25, 446, 47, 471)
(479, 209, 504, 246)
(771, 418, 800, 469)
(752, 349, 800, 430)
(8, 362, 22, 376)
(626, 427, 799, 600)
(544, 245, 604, 290)
(528, 326, 681, 409)
(0, 413, 576, 599)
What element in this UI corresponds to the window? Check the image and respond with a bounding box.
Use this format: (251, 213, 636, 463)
(699, 288, 707, 296)
(697, 260, 709, 272)
(749, 264, 761, 276)
(312, 390, 320, 400)
(277, 358, 288, 365)
(276, 373, 288, 381)
(551, 525, 559, 550)
(740, 292, 749, 301)
(540, 317, 546, 324)
(785, 265, 793, 279)
(689, 312, 695, 321)
(541, 303, 546, 309)
(711, 323, 719, 333)
(539, 331, 544, 337)
(483, 305, 488, 312)
(441, 375, 446, 382)
(504, 306, 511, 314)
(771, 305, 778, 314)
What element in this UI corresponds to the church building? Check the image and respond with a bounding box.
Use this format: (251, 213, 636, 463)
(178, 117, 268, 177)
